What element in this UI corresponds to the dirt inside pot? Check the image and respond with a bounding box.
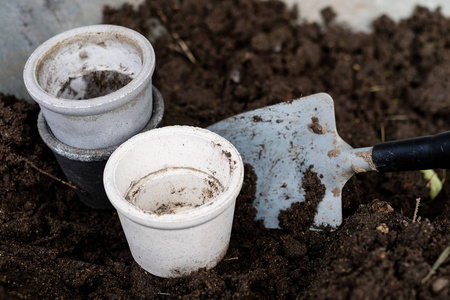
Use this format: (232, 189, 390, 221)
(57, 70, 132, 100)
(125, 167, 224, 215)
(2, 1, 450, 299)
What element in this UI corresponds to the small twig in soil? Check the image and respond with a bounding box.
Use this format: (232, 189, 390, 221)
(156, 9, 197, 64)
(17, 155, 85, 193)
(166, 44, 185, 55)
(413, 198, 420, 223)
(385, 115, 408, 121)
(422, 245, 450, 284)
(380, 122, 385, 142)
(172, 32, 198, 64)
(157, 292, 171, 296)
(369, 85, 385, 92)
(223, 257, 239, 261)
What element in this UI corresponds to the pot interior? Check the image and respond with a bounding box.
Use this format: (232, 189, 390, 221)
(113, 129, 238, 215)
(36, 31, 143, 100)
(125, 167, 224, 214)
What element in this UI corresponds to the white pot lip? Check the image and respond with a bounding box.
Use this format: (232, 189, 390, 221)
(23, 25, 155, 117)
(103, 126, 245, 230)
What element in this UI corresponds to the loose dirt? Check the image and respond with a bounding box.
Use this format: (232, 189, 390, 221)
(58, 70, 132, 100)
(2, 1, 450, 298)
(308, 117, 325, 134)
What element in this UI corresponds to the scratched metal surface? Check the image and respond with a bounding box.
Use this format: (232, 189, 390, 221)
(208, 93, 373, 229)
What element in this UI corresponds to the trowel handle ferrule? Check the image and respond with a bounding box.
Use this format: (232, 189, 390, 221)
(372, 131, 450, 172)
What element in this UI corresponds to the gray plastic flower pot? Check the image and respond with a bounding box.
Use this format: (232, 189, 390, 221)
(24, 24, 156, 149)
(37, 86, 164, 209)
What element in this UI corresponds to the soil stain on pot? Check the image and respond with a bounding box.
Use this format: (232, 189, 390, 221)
(57, 70, 132, 100)
(2, 1, 450, 299)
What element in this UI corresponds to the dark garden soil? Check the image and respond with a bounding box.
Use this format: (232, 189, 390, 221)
(2, 0, 450, 298)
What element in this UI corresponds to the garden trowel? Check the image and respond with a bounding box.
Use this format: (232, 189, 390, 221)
(208, 93, 450, 229)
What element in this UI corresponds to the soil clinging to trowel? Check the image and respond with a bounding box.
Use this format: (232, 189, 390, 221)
(2, 1, 450, 299)
(308, 117, 325, 134)
(279, 165, 326, 233)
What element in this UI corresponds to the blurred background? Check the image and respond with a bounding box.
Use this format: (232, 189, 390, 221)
(1, 0, 450, 101)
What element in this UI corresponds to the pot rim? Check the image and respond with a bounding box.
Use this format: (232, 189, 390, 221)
(23, 24, 155, 116)
(103, 126, 245, 230)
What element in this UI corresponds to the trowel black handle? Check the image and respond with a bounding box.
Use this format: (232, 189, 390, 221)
(372, 131, 450, 172)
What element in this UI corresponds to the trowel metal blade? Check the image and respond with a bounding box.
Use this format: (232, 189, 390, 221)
(208, 93, 370, 229)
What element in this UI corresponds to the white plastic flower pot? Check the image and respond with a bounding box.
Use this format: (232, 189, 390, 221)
(103, 126, 245, 277)
(23, 24, 155, 149)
